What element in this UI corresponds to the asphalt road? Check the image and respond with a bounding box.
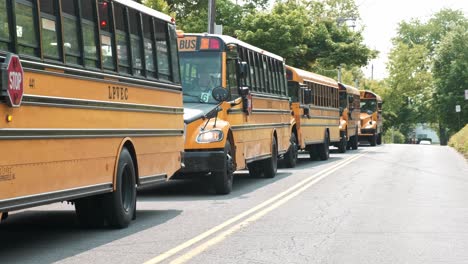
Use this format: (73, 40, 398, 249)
(1, 144, 467, 264)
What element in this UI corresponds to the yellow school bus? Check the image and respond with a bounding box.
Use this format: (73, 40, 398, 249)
(359, 90, 383, 146)
(177, 33, 291, 194)
(338, 83, 361, 151)
(285, 66, 341, 160)
(0, 0, 184, 228)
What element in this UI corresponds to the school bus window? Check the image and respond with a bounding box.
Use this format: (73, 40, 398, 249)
(128, 9, 142, 75)
(155, 19, 170, 80)
(168, 24, 180, 83)
(142, 14, 155, 78)
(99, 0, 115, 70)
(245, 50, 252, 89)
(270, 59, 276, 94)
(81, 0, 99, 68)
(0, 0, 10, 50)
(227, 58, 238, 98)
(40, 0, 60, 60)
(114, 3, 130, 73)
(276, 61, 283, 95)
(62, 0, 80, 65)
(16, 0, 39, 56)
(248, 51, 256, 90)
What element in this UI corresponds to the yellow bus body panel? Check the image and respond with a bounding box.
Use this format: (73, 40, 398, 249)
(0, 69, 184, 204)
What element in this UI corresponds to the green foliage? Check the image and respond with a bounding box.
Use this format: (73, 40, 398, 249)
(384, 9, 467, 141)
(163, 0, 257, 36)
(235, 1, 376, 70)
(448, 124, 468, 159)
(433, 23, 468, 135)
(383, 128, 405, 144)
(143, 0, 172, 15)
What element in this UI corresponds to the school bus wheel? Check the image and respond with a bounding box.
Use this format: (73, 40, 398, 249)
(284, 132, 298, 168)
(262, 136, 278, 178)
(318, 130, 330, 161)
(104, 148, 137, 228)
(212, 140, 234, 195)
(370, 131, 377, 146)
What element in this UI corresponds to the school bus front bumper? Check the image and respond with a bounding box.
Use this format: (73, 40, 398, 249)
(180, 150, 226, 174)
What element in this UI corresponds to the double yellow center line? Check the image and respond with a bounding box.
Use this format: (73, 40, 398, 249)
(144, 152, 366, 264)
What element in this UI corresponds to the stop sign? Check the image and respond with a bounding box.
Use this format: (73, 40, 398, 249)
(2, 53, 24, 107)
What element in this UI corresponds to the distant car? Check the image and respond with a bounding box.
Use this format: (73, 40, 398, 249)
(419, 140, 431, 145)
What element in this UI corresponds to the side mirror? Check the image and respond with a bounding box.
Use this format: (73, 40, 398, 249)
(238, 61, 248, 79)
(212, 87, 229, 102)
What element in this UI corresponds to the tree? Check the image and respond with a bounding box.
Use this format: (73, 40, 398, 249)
(433, 24, 468, 137)
(385, 9, 467, 143)
(235, 1, 376, 71)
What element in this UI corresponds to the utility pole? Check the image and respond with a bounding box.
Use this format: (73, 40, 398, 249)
(371, 64, 374, 80)
(207, 0, 216, 34)
(337, 65, 342, 83)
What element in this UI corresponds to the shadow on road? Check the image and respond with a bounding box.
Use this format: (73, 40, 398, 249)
(0, 209, 181, 264)
(138, 152, 347, 202)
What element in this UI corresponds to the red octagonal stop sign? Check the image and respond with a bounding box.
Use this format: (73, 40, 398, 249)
(2, 53, 24, 107)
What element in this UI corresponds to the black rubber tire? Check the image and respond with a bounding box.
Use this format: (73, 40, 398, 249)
(284, 133, 298, 168)
(307, 145, 318, 161)
(377, 133, 382, 145)
(338, 133, 347, 153)
(213, 140, 234, 195)
(370, 133, 377, 146)
(248, 162, 263, 178)
(262, 136, 278, 178)
(104, 148, 137, 229)
(75, 195, 107, 228)
(318, 131, 330, 161)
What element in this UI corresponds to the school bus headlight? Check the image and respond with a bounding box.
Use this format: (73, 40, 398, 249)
(196, 130, 224, 143)
(365, 121, 374, 128)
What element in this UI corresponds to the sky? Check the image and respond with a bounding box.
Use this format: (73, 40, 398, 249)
(358, 0, 468, 80)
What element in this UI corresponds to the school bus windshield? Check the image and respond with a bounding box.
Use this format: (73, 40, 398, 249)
(179, 52, 222, 104)
(360, 99, 377, 113)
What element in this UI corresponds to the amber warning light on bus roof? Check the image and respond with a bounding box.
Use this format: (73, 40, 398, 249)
(200, 38, 221, 50)
(1, 53, 24, 107)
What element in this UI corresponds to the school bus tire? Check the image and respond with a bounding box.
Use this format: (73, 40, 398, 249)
(318, 131, 330, 161)
(284, 133, 298, 168)
(262, 136, 278, 178)
(212, 140, 234, 195)
(74, 195, 107, 228)
(370, 132, 377, 146)
(377, 133, 382, 145)
(338, 133, 347, 153)
(351, 128, 359, 150)
(104, 148, 137, 229)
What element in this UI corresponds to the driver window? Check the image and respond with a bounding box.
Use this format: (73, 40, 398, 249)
(227, 59, 238, 99)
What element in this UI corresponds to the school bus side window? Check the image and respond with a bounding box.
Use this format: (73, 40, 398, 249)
(142, 14, 155, 78)
(62, 0, 81, 65)
(41, 0, 61, 60)
(155, 19, 170, 81)
(80, 0, 99, 68)
(16, 0, 39, 56)
(168, 23, 180, 83)
(114, 3, 130, 74)
(99, 0, 115, 70)
(0, 0, 10, 50)
(129, 9, 142, 75)
(227, 58, 238, 99)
